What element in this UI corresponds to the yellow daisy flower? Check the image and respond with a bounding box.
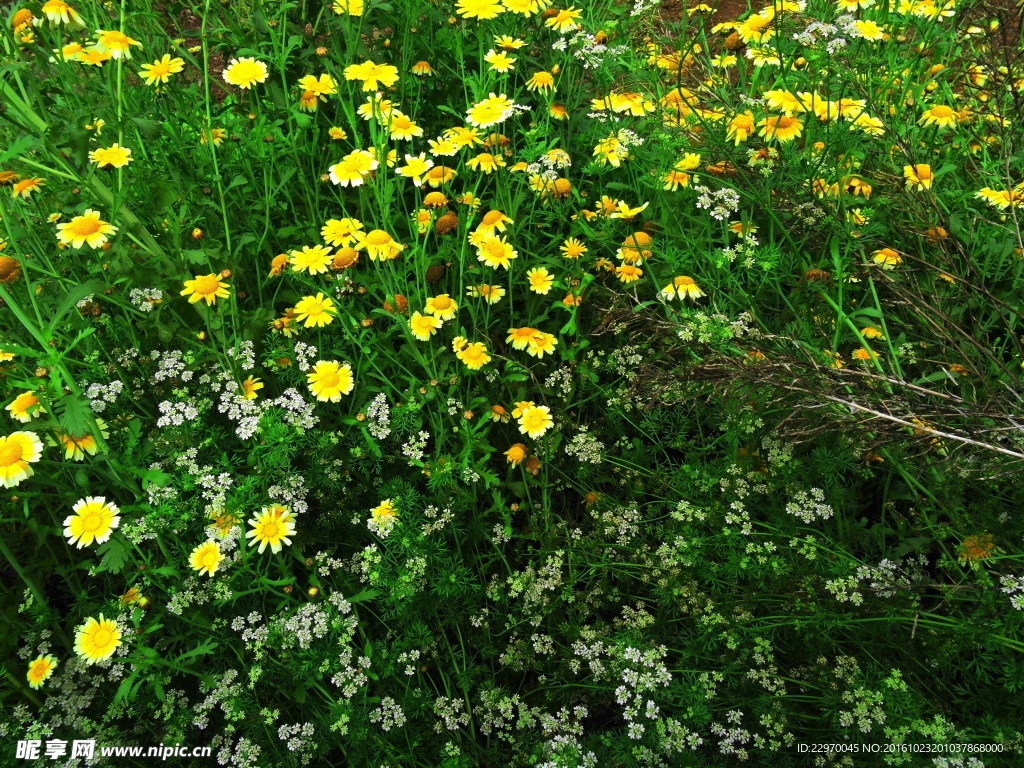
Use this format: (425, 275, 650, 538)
(64, 496, 120, 548)
(294, 293, 338, 328)
(180, 273, 230, 305)
(222, 57, 269, 89)
(246, 505, 296, 554)
(189, 540, 223, 577)
(27, 655, 58, 690)
(307, 360, 355, 402)
(0, 431, 44, 488)
(74, 614, 121, 663)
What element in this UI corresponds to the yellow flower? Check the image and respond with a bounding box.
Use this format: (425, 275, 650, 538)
(222, 57, 269, 89)
(872, 247, 902, 269)
(27, 655, 58, 690)
(527, 332, 557, 359)
(757, 115, 804, 142)
(0, 431, 44, 487)
(343, 60, 400, 91)
(507, 327, 538, 351)
(329, 150, 378, 187)
(518, 405, 553, 438)
(329, 126, 348, 140)
(616, 264, 643, 283)
(294, 293, 338, 328)
(56, 209, 117, 249)
(241, 376, 264, 400)
(89, 144, 133, 169)
(560, 238, 588, 259)
(527, 70, 556, 93)
(409, 311, 442, 341)
(246, 505, 296, 554)
(94, 29, 143, 59)
(307, 360, 354, 402)
(504, 442, 527, 466)
(661, 275, 705, 300)
(189, 540, 223, 576)
(467, 152, 506, 174)
(41, 0, 84, 26)
(527, 267, 554, 294)
(456, 0, 505, 19)
(903, 164, 933, 191)
(396, 153, 434, 186)
(75, 614, 121, 663)
(52, 420, 107, 460)
(468, 284, 505, 303)
(476, 235, 518, 269)
(371, 498, 398, 523)
(75, 47, 113, 66)
(354, 229, 404, 261)
(290, 244, 334, 275)
(321, 217, 364, 247)
(484, 49, 517, 72)
(424, 294, 459, 321)
(11, 177, 44, 200)
(200, 128, 226, 146)
(853, 19, 884, 40)
(411, 60, 434, 76)
(861, 326, 885, 340)
(181, 273, 230, 305)
(139, 53, 184, 86)
(6, 392, 43, 423)
(919, 104, 958, 129)
(457, 341, 491, 369)
(545, 6, 582, 32)
(388, 112, 423, 141)
(332, 0, 364, 15)
(466, 93, 515, 129)
(764, 90, 806, 116)
(64, 496, 120, 548)
(727, 111, 756, 145)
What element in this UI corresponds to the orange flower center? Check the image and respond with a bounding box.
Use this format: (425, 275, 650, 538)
(81, 508, 104, 532)
(0, 441, 23, 466)
(262, 521, 280, 539)
(484, 241, 505, 258)
(365, 230, 392, 245)
(432, 296, 453, 310)
(68, 218, 101, 236)
(192, 274, 221, 295)
(929, 105, 954, 118)
(482, 210, 505, 226)
(319, 370, 340, 388)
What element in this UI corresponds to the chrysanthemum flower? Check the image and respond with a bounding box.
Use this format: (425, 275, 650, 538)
(290, 244, 333, 275)
(467, 152, 506, 174)
(6, 392, 43, 423)
(329, 126, 348, 140)
(332, 0, 364, 15)
(200, 128, 226, 146)
(527, 267, 554, 294)
(616, 264, 643, 283)
(423, 192, 449, 209)
(75, 47, 113, 66)
(468, 284, 505, 303)
(332, 248, 360, 270)
(181, 273, 229, 305)
(424, 294, 459, 321)
(370, 499, 398, 530)
(505, 442, 527, 465)
(484, 49, 517, 72)
(545, 6, 582, 32)
(527, 70, 556, 93)
(41, 0, 84, 26)
(409, 311, 442, 341)
(55, 209, 117, 249)
(477, 209, 514, 236)
(298, 72, 337, 99)
(518, 405, 553, 438)
(861, 326, 885, 340)
(903, 163, 933, 191)
(661, 275, 705, 300)
(307, 360, 354, 401)
(396, 153, 434, 186)
(466, 93, 515, 129)
(75, 615, 121, 663)
(94, 29, 143, 59)
(355, 229, 404, 261)
(64, 496, 120, 548)
(457, 0, 505, 19)
(294, 293, 338, 328)
(329, 150, 378, 187)
(853, 19, 884, 40)
(139, 54, 184, 86)
(503, 0, 545, 15)
(757, 115, 804, 142)
(89, 144, 132, 169)
(411, 60, 434, 76)
(321, 217, 364, 247)
(343, 61, 400, 91)
(223, 57, 269, 89)
(506, 326, 538, 350)
(387, 112, 423, 141)
(457, 341, 491, 369)
(425, 166, 458, 188)
(527, 331, 557, 358)
(189, 540, 223, 576)
(476, 235, 518, 269)
(725, 111, 757, 146)
(560, 238, 587, 259)
(52, 420, 107, 460)
(241, 376, 264, 400)
(27, 655, 58, 690)
(764, 90, 805, 117)
(919, 104, 958, 129)
(872, 247, 902, 269)
(246, 505, 296, 554)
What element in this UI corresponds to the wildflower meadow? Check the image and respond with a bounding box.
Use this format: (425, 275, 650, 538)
(1, 0, 1023, 764)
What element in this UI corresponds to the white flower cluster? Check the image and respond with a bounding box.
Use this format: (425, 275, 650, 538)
(543, 365, 573, 397)
(156, 399, 200, 428)
(85, 380, 123, 413)
(231, 612, 270, 650)
(433, 696, 471, 733)
(397, 649, 420, 676)
(227, 340, 255, 370)
(825, 556, 929, 605)
(1000, 575, 1024, 611)
(502, 551, 565, 626)
(565, 426, 604, 464)
(167, 576, 213, 617)
(591, 503, 641, 546)
(293, 341, 317, 372)
(695, 185, 741, 221)
(422, 504, 454, 536)
(402, 430, 430, 464)
(558, 30, 629, 70)
(366, 393, 391, 439)
(614, 646, 672, 740)
(268, 474, 309, 515)
(330, 645, 370, 699)
(218, 379, 262, 439)
(213, 736, 261, 768)
(128, 287, 163, 312)
(192, 669, 244, 730)
(151, 349, 193, 382)
(270, 388, 320, 432)
(277, 722, 315, 764)
(839, 686, 886, 733)
(785, 487, 834, 524)
(369, 697, 406, 732)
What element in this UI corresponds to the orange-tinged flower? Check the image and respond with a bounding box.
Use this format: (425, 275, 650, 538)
(94, 29, 143, 60)
(56, 210, 117, 249)
(181, 273, 230, 305)
(904, 164, 933, 191)
(11, 177, 44, 199)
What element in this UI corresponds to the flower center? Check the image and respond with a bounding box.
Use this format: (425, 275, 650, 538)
(0, 441, 23, 466)
(202, 551, 219, 567)
(193, 275, 220, 295)
(366, 230, 391, 245)
(81, 508, 104, 532)
(482, 211, 504, 226)
(262, 521, 280, 539)
(319, 371, 340, 388)
(433, 296, 452, 309)
(485, 241, 505, 258)
(931, 105, 954, 118)
(93, 628, 112, 647)
(69, 218, 101, 236)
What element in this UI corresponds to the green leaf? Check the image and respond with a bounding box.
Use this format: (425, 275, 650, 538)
(348, 588, 379, 603)
(47, 279, 106, 333)
(0, 135, 39, 166)
(182, 249, 208, 265)
(130, 117, 162, 139)
(55, 393, 94, 436)
(95, 538, 130, 575)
